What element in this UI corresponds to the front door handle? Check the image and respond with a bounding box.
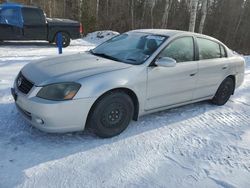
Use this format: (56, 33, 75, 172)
(222, 66, 228, 70)
(190, 73, 196, 77)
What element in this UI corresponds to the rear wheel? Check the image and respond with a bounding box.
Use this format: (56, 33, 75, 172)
(212, 77, 235, 106)
(87, 91, 134, 138)
(55, 32, 71, 47)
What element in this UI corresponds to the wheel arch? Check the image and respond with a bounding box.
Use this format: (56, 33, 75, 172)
(86, 87, 140, 128)
(51, 31, 71, 42)
(227, 75, 236, 94)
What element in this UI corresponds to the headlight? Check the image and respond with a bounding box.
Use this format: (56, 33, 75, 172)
(37, 83, 81, 101)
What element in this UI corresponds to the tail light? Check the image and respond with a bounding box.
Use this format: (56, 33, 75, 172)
(80, 23, 83, 34)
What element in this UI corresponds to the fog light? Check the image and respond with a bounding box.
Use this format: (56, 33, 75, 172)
(34, 117, 44, 125)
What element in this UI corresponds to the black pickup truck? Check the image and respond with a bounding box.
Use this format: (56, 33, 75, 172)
(0, 3, 82, 47)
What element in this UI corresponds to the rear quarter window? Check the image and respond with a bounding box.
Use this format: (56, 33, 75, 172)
(197, 37, 221, 60)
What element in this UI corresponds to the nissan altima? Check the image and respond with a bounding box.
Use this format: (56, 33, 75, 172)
(11, 29, 245, 138)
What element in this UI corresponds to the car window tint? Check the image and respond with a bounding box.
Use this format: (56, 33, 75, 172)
(0, 8, 20, 26)
(160, 37, 194, 63)
(22, 8, 44, 25)
(197, 38, 221, 60)
(220, 45, 227, 57)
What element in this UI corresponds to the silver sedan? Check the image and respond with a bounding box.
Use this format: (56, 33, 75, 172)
(12, 29, 245, 138)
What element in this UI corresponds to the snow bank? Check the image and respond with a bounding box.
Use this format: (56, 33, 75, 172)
(244, 56, 250, 64)
(85, 30, 119, 42)
(72, 30, 119, 47)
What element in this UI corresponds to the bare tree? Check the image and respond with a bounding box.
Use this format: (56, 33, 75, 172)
(234, 0, 246, 38)
(189, 0, 199, 32)
(63, 0, 66, 17)
(161, 0, 173, 28)
(198, 0, 208, 33)
(150, 0, 157, 28)
(96, 0, 99, 24)
(141, 0, 149, 27)
(131, 0, 135, 29)
(106, 0, 109, 17)
(48, 0, 52, 17)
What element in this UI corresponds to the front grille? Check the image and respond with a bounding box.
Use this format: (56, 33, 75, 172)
(16, 72, 34, 94)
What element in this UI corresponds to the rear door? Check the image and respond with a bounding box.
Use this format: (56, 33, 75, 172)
(21, 7, 47, 40)
(193, 37, 229, 99)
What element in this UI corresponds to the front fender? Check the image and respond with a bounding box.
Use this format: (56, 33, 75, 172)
(74, 66, 147, 113)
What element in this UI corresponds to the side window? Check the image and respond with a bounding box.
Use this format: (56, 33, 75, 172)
(22, 8, 45, 25)
(197, 38, 221, 60)
(0, 8, 20, 26)
(159, 37, 194, 63)
(220, 45, 227, 58)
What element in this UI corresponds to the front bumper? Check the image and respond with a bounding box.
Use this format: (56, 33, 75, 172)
(11, 87, 96, 133)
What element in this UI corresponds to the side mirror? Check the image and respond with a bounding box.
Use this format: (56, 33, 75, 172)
(155, 57, 177, 67)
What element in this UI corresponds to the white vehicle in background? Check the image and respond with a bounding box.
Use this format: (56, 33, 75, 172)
(11, 29, 245, 138)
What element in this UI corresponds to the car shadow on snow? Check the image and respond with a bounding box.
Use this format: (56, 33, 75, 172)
(0, 41, 56, 48)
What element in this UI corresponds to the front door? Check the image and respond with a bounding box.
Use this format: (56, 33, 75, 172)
(146, 36, 198, 110)
(0, 7, 23, 40)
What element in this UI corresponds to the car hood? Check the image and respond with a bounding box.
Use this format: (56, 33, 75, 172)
(21, 52, 132, 86)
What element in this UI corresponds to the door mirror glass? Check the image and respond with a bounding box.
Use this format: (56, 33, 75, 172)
(155, 57, 177, 67)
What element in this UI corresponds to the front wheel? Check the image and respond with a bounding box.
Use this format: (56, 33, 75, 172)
(55, 32, 71, 47)
(212, 77, 235, 106)
(87, 91, 134, 138)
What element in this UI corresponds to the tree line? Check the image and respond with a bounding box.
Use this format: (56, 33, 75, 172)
(1, 0, 250, 53)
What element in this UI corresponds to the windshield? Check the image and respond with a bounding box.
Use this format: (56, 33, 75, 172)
(91, 32, 168, 65)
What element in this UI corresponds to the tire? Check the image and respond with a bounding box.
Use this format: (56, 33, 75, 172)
(55, 32, 71, 48)
(212, 77, 235, 106)
(88, 91, 134, 138)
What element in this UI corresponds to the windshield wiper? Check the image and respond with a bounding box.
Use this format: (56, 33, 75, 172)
(90, 50, 120, 62)
(126, 58, 137, 62)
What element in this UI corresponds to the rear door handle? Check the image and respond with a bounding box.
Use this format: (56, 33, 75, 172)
(190, 73, 196, 77)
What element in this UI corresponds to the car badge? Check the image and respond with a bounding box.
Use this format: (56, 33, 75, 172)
(17, 77, 23, 87)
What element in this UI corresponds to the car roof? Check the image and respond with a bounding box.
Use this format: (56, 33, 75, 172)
(131, 29, 187, 37)
(130, 29, 221, 43)
(0, 2, 37, 9)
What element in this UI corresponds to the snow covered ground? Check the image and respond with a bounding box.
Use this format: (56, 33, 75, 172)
(0, 32, 250, 188)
